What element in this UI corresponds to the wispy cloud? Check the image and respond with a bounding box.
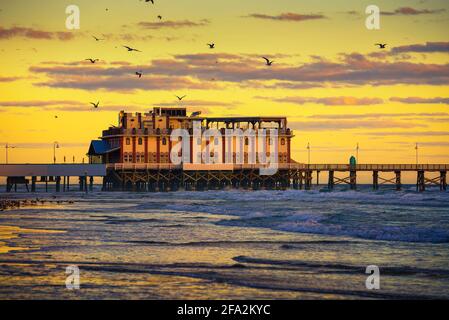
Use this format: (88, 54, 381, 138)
(381, 7, 445, 16)
(257, 96, 383, 106)
(137, 19, 210, 29)
(0, 76, 21, 82)
(390, 97, 449, 104)
(245, 12, 326, 22)
(290, 120, 425, 131)
(391, 42, 449, 54)
(0, 26, 76, 40)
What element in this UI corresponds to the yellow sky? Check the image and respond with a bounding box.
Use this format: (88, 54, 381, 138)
(0, 0, 449, 165)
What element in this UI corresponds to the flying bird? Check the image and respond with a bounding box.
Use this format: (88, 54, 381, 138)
(207, 43, 215, 49)
(144, 0, 154, 4)
(262, 57, 273, 66)
(191, 111, 202, 117)
(86, 58, 99, 64)
(175, 95, 187, 101)
(90, 101, 100, 108)
(92, 35, 104, 41)
(135, 71, 143, 78)
(375, 43, 387, 49)
(123, 45, 141, 52)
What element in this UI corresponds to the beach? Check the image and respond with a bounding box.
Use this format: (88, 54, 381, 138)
(0, 186, 448, 299)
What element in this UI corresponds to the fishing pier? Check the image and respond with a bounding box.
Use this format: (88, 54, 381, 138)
(2, 163, 446, 193)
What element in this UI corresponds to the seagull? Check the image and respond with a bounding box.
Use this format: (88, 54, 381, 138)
(54, 115, 59, 119)
(262, 57, 273, 66)
(90, 101, 100, 108)
(123, 45, 141, 52)
(158, 15, 162, 20)
(191, 111, 202, 117)
(144, 0, 154, 4)
(207, 43, 215, 49)
(92, 35, 104, 41)
(375, 43, 387, 49)
(86, 58, 99, 64)
(135, 71, 143, 78)
(175, 95, 187, 101)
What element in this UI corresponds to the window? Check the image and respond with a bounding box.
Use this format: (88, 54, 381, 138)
(162, 137, 167, 145)
(138, 138, 143, 145)
(245, 137, 249, 146)
(126, 138, 131, 145)
(281, 138, 285, 146)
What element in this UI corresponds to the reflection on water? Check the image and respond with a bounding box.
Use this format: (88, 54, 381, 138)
(0, 188, 448, 299)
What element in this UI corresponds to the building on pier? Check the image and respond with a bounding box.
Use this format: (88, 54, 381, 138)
(87, 107, 294, 166)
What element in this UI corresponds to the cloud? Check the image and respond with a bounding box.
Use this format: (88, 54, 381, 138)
(0, 26, 76, 40)
(391, 42, 449, 54)
(0, 100, 81, 108)
(258, 96, 383, 106)
(0, 76, 21, 82)
(245, 13, 326, 22)
(381, 7, 445, 16)
(362, 131, 449, 136)
(390, 97, 449, 104)
(30, 51, 449, 92)
(154, 99, 238, 108)
(290, 120, 425, 131)
(137, 19, 210, 29)
(306, 112, 449, 120)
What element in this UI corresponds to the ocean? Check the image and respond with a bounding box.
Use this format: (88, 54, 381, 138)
(0, 185, 448, 299)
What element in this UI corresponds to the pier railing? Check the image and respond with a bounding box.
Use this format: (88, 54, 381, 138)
(105, 163, 449, 172)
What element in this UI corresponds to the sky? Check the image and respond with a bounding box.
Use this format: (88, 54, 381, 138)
(0, 0, 448, 166)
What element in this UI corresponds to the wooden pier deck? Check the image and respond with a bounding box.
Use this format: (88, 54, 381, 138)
(1, 163, 447, 192)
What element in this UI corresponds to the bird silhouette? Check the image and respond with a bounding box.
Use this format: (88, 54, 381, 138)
(262, 57, 273, 66)
(86, 58, 99, 64)
(90, 101, 100, 108)
(144, 0, 154, 4)
(123, 45, 141, 52)
(375, 43, 387, 49)
(175, 95, 187, 101)
(92, 35, 104, 41)
(135, 71, 143, 78)
(207, 43, 215, 49)
(158, 15, 162, 20)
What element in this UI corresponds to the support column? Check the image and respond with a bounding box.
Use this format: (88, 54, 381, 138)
(440, 171, 447, 191)
(63, 176, 66, 192)
(31, 176, 36, 192)
(373, 171, 378, 190)
(305, 170, 312, 190)
(45, 177, 48, 192)
(328, 171, 334, 190)
(67, 176, 70, 191)
(89, 176, 94, 192)
(417, 171, 425, 192)
(316, 170, 320, 186)
(350, 171, 357, 190)
(79, 176, 84, 191)
(56, 176, 61, 192)
(395, 171, 402, 191)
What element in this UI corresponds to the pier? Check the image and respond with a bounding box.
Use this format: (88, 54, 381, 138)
(0, 164, 106, 193)
(101, 163, 448, 192)
(1, 163, 447, 192)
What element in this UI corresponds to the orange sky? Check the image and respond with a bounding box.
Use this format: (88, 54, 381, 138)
(0, 0, 448, 165)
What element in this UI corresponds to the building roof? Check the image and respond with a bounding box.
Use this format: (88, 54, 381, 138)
(88, 140, 119, 156)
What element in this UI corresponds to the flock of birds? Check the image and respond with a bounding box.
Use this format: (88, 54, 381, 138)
(74, 1, 389, 113)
